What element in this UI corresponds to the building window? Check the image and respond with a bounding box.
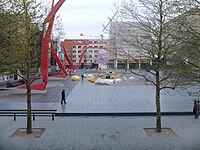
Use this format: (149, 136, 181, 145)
(73, 55, 76, 58)
(89, 50, 92, 53)
(73, 50, 76, 53)
(78, 50, 81, 53)
(100, 46, 103, 48)
(94, 46, 98, 48)
(89, 55, 92, 58)
(73, 46, 76, 48)
(94, 50, 98, 53)
(78, 55, 81, 58)
(78, 46, 81, 49)
(94, 55, 97, 58)
(73, 60, 76, 63)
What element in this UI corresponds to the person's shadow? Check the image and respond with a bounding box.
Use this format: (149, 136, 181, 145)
(61, 103, 67, 112)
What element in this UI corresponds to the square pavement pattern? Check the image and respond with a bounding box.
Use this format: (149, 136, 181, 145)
(0, 71, 196, 115)
(56, 80, 193, 114)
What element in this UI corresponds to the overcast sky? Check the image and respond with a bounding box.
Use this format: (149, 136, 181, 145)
(53, 0, 123, 39)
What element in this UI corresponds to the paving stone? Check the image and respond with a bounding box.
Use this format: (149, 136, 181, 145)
(0, 69, 199, 149)
(0, 69, 195, 114)
(0, 116, 200, 150)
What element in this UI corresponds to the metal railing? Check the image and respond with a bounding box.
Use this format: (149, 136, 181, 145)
(0, 110, 56, 121)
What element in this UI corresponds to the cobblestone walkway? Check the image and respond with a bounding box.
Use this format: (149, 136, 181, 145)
(0, 116, 200, 150)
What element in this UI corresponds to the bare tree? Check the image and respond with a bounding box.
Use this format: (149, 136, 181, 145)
(111, 0, 199, 132)
(51, 14, 66, 41)
(0, 0, 48, 134)
(171, 7, 200, 101)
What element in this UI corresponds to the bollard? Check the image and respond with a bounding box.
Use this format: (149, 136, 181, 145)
(33, 113, 35, 121)
(52, 113, 54, 121)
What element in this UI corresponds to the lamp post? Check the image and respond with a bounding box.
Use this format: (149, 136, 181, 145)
(114, 35, 117, 71)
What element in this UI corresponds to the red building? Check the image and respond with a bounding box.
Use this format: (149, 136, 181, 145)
(63, 37, 109, 69)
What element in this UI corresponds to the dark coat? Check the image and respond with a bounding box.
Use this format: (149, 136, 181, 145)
(61, 90, 65, 99)
(193, 103, 197, 113)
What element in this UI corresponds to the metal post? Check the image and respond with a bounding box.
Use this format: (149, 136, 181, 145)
(139, 50, 141, 69)
(14, 113, 16, 121)
(33, 113, 35, 121)
(52, 113, 55, 121)
(114, 36, 117, 71)
(127, 49, 129, 70)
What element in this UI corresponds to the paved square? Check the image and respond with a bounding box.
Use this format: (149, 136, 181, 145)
(0, 70, 199, 150)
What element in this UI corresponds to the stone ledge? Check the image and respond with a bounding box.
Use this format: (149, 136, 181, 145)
(11, 128, 45, 138)
(144, 128, 178, 137)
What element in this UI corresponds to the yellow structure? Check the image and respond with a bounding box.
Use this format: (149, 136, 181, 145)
(71, 75, 80, 81)
(88, 76, 95, 83)
(98, 73, 103, 77)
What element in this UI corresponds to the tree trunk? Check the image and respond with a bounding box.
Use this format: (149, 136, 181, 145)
(26, 82, 32, 134)
(24, 0, 32, 134)
(155, 71, 161, 132)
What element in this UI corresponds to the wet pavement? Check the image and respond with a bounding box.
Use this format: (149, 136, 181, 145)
(0, 116, 200, 150)
(0, 69, 195, 115)
(0, 69, 199, 150)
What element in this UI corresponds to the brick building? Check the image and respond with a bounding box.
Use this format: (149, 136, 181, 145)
(62, 36, 112, 69)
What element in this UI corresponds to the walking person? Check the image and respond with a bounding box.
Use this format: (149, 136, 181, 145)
(61, 89, 66, 104)
(193, 101, 198, 119)
(81, 74, 84, 82)
(197, 101, 200, 117)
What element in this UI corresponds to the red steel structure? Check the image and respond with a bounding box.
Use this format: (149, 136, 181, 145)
(62, 40, 89, 70)
(62, 40, 92, 71)
(50, 41, 67, 75)
(20, 0, 65, 90)
(62, 44, 76, 71)
(77, 47, 89, 69)
(77, 47, 108, 69)
(40, 0, 65, 84)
